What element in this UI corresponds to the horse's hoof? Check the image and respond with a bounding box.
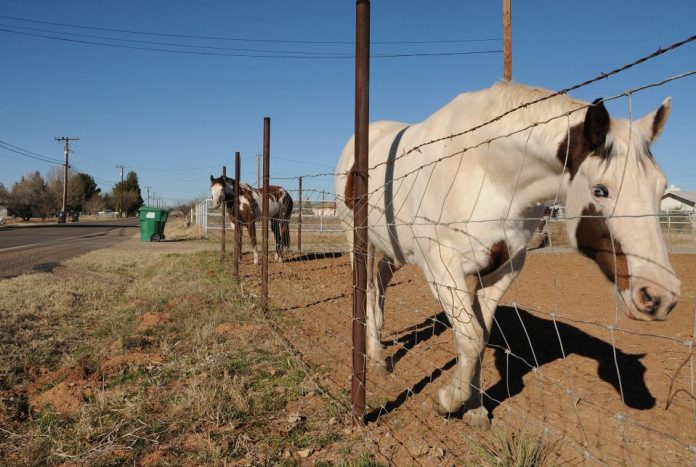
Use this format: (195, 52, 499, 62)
(369, 361, 391, 378)
(433, 398, 451, 417)
(462, 406, 491, 429)
(434, 387, 461, 416)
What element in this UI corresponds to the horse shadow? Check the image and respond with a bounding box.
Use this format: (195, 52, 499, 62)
(285, 252, 344, 263)
(366, 305, 654, 422)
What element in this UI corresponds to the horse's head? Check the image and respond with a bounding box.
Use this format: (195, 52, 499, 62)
(209, 175, 229, 209)
(563, 98, 680, 321)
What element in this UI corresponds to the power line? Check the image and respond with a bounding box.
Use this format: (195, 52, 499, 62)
(0, 14, 501, 45)
(0, 23, 352, 56)
(0, 138, 63, 164)
(0, 27, 502, 59)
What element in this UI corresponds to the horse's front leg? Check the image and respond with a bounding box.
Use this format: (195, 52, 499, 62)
(429, 248, 525, 427)
(248, 222, 259, 265)
(466, 248, 526, 425)
(367, 252, 400, 375)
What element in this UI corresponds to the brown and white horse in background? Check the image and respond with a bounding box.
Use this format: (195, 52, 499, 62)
(335, 81, 681, 426)
(210, 176, 293, 264)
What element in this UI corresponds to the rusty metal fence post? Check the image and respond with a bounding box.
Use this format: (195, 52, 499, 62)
(298, 176, 303, 254)
(233, 152, 241, 280)
(221, 165, 227, 259)
(261, 117, 270, 315)
(352, 0, 370, 425)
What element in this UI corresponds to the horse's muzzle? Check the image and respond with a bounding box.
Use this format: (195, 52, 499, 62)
(627, 282, 680, 321)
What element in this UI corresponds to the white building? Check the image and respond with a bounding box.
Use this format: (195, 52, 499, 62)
(661, 186, 696, 213)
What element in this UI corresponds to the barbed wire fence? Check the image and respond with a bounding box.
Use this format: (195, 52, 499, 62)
(197, 24, 696, 464)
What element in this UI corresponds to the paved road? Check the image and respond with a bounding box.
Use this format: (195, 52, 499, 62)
(0, 219, 139, 279)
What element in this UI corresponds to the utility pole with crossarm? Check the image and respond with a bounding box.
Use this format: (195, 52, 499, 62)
(54, 136, 79, 224)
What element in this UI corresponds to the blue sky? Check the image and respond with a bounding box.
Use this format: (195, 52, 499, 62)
(0, 1, 694, 206)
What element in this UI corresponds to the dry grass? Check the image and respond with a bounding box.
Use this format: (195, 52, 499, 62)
(472, 426, 561, 467)
(0, 218, 377, 465)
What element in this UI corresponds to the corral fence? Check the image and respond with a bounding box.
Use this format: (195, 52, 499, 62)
(193, 9, 696, 464)
(190, 191, 343, 240)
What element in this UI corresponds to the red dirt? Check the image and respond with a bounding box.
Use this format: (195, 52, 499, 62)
(27, 366, 94, 417)
(243, 250, 696, 465)
(215, 322, 262, 339)
(100, 352, 164, 375)
(136, 311, 172, 331)
(26, 351, 166, 417)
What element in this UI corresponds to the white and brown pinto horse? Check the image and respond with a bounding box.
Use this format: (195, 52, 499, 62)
(335, 81, 680, 425)
(210, 176, 293, 264)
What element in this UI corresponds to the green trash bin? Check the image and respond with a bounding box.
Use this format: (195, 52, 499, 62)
(139, 207, 169, 242)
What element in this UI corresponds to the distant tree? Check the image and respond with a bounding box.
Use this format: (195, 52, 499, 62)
(45, 168, 101, 212)
(83, 194, 105, 214)
(0, 183, 9, 206)
(45, 167, 65, 212)
(113, 171, 143, 215)
(69, 173, 100, 211)
(8, 171, 49, 220)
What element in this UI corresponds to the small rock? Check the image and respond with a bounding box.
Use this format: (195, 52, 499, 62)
(282, 450, 292, 459)
(405, 437, 430, 458)
(328, 417, 337, 425)
(432, 446, 445, 458)
(287, 413, 306, 424)
(306, 390, 316, 397)
(297, 448, 313, 458)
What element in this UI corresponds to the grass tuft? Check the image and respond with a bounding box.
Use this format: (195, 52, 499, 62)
(473, 426, 561, 467)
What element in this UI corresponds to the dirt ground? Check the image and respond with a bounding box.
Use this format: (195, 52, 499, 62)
(237, 237, 696, 466)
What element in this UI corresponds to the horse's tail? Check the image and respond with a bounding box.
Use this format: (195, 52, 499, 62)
(270, 190, 293, 260)
(281, 193, 293, 251)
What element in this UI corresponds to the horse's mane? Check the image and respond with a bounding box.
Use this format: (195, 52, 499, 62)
(485, 81, 588, 125)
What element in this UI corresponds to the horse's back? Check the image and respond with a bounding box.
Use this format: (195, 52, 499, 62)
(335, 120, 410, 227)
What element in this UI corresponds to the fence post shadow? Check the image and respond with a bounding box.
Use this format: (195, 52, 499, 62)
(365, 305, 655, 423)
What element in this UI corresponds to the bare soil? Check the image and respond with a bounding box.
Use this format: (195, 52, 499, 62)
(242, 244, 696, 466)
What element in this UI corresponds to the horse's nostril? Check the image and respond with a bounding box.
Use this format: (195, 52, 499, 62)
(639, 287, 652, 306)
(638, 287, 661, 314)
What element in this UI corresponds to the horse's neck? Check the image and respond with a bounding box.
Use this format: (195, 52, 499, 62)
(466, 113, 573, 212)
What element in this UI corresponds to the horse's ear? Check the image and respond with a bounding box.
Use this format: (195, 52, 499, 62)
(638, 97, 671, 143)
(584, 98, 610, 151)
(210, 175, 215, 183)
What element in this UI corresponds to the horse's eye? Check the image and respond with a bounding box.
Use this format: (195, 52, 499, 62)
(592, 184, 609, 198)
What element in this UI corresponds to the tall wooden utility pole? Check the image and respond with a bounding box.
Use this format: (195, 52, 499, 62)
(503, 0, 512, 81)
(54, 136, 79, 224)
(117, 165, 125, 216)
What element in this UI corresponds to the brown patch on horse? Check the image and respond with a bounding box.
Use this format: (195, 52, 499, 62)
(238, 191, 257, 223)
(557, 98, 610, 178)
(575, 205, 629, 291)
(344, 164, 356, 210)
(479, 240, 511, 276)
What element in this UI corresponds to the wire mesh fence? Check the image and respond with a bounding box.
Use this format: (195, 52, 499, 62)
(195, 32, 696, 465)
